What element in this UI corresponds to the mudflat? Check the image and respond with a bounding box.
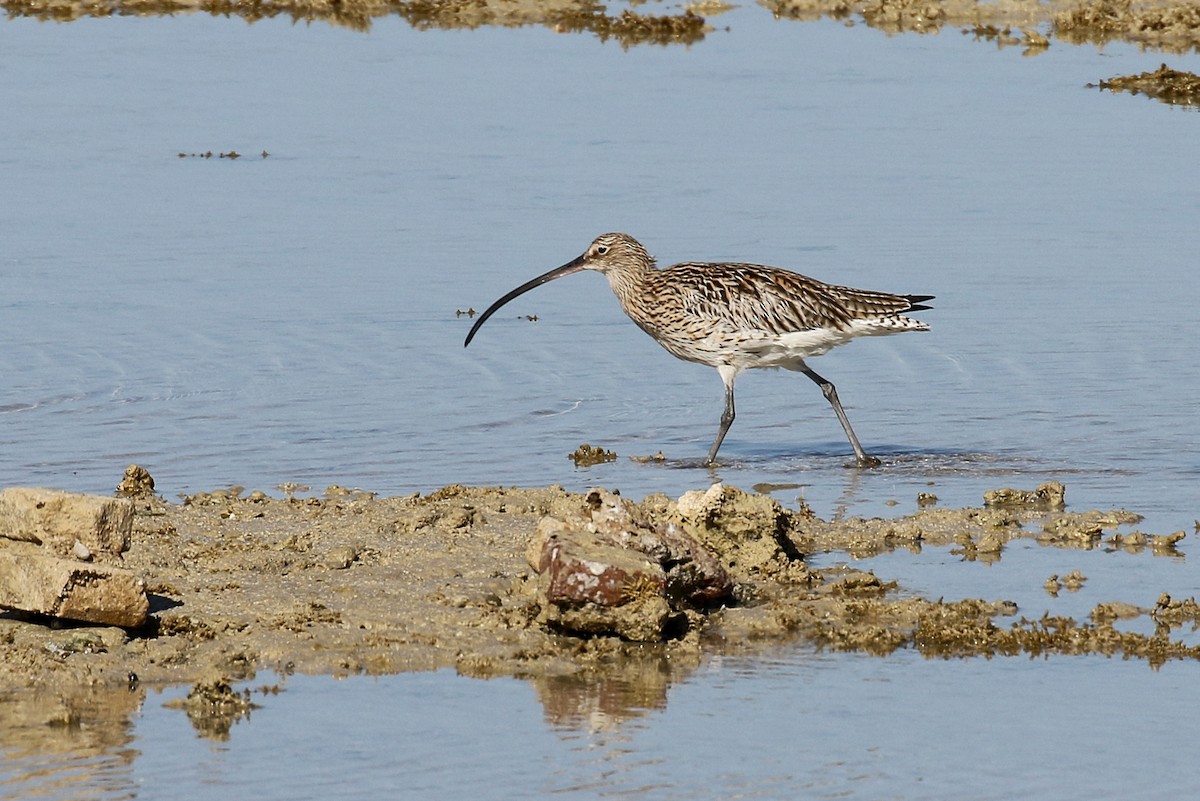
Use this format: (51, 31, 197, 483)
(3, 473, 1194, 705)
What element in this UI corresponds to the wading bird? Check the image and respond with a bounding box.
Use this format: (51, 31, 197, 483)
(464, 233, 933, 467)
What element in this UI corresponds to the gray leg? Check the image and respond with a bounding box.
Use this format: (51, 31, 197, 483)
(705, 380, 735, 466)
(798, 364, 880, 468)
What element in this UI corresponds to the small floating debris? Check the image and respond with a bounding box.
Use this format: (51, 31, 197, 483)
(177, 150, 270, 159)
(455, 308, 477, 318)
(630, 451, 667, 463)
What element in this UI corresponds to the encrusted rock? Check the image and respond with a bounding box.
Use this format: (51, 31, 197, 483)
(115, 464, 157, 498)
(528, 488, 740, 642)
(673, 483, 802, 576)
(983, 481, 1066, 510)
(535, 525, 673, 641)
(534, 521, 666, 607)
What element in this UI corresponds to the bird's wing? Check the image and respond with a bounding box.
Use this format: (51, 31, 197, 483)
(664, 262, 922, 336)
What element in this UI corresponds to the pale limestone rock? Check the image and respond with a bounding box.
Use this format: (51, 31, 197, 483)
(0, 545, 148, 627)
(0, 488, 133, 558)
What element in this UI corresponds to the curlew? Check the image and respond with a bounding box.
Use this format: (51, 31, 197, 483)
(464, 233, 933, 467)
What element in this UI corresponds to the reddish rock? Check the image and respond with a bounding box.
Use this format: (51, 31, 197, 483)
(538, 528, 666, 608)
(528, 489, 736, 642)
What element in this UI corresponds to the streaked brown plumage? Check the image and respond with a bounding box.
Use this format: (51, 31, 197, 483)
(465, 232, 933, 466)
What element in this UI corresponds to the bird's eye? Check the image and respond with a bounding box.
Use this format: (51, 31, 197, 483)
(595, 245, 609, 255)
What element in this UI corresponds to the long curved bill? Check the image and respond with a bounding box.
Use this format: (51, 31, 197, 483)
(463, 253, 588, 347)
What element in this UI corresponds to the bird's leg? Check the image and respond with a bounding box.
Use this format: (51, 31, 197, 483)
(797, 364, 881, 468)
(705, 377, 736, 466)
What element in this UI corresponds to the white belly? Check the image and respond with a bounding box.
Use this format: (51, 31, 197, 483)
(647, 316, 927, 371)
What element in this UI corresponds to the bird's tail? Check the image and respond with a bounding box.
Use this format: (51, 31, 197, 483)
(904, 294, 935, 312)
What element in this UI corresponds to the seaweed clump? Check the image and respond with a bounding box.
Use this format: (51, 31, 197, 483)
(1090, 63, 1200, 105)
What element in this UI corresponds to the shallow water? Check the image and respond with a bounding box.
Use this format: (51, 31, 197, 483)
(3, 11, 1198, 530)
(5, 654, 1200, 801)
(3, 6, 1200, 799)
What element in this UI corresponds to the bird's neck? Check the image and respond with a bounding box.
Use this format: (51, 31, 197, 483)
(603, 263, 655, 312)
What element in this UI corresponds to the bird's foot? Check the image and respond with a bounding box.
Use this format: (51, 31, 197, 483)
(853, 455, 882, 468)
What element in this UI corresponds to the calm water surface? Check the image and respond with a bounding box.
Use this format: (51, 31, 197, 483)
(4, 655, 1200, 800)
(2, 6, 1200, 799)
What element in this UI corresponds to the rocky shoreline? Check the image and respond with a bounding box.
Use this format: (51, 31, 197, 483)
(6, 0, 1200, 62)
(3, 468, 1196, 713)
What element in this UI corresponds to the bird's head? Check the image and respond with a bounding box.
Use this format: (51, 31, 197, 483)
(464, 233, 652, 347)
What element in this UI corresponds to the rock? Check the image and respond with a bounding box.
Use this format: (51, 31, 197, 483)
(0, 545, 148, 627)
(983, 481, 1066, 510)
(577, 489, 733, 603)
(530, 494, 731, 607)
(673, 483, 801, 576)
(72, 540, 93, 562)
(0, 486, 147, 627)
(527, 488, 736, 642)
(164, 676, 259, 741)
(537, 527, 666, 608)
(115, 464, 157, 498)
(541, 592, 674, 644)
(321, 545, 359, 570)
(532, 517, 675, 643)
(0, 488, 133, 558)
